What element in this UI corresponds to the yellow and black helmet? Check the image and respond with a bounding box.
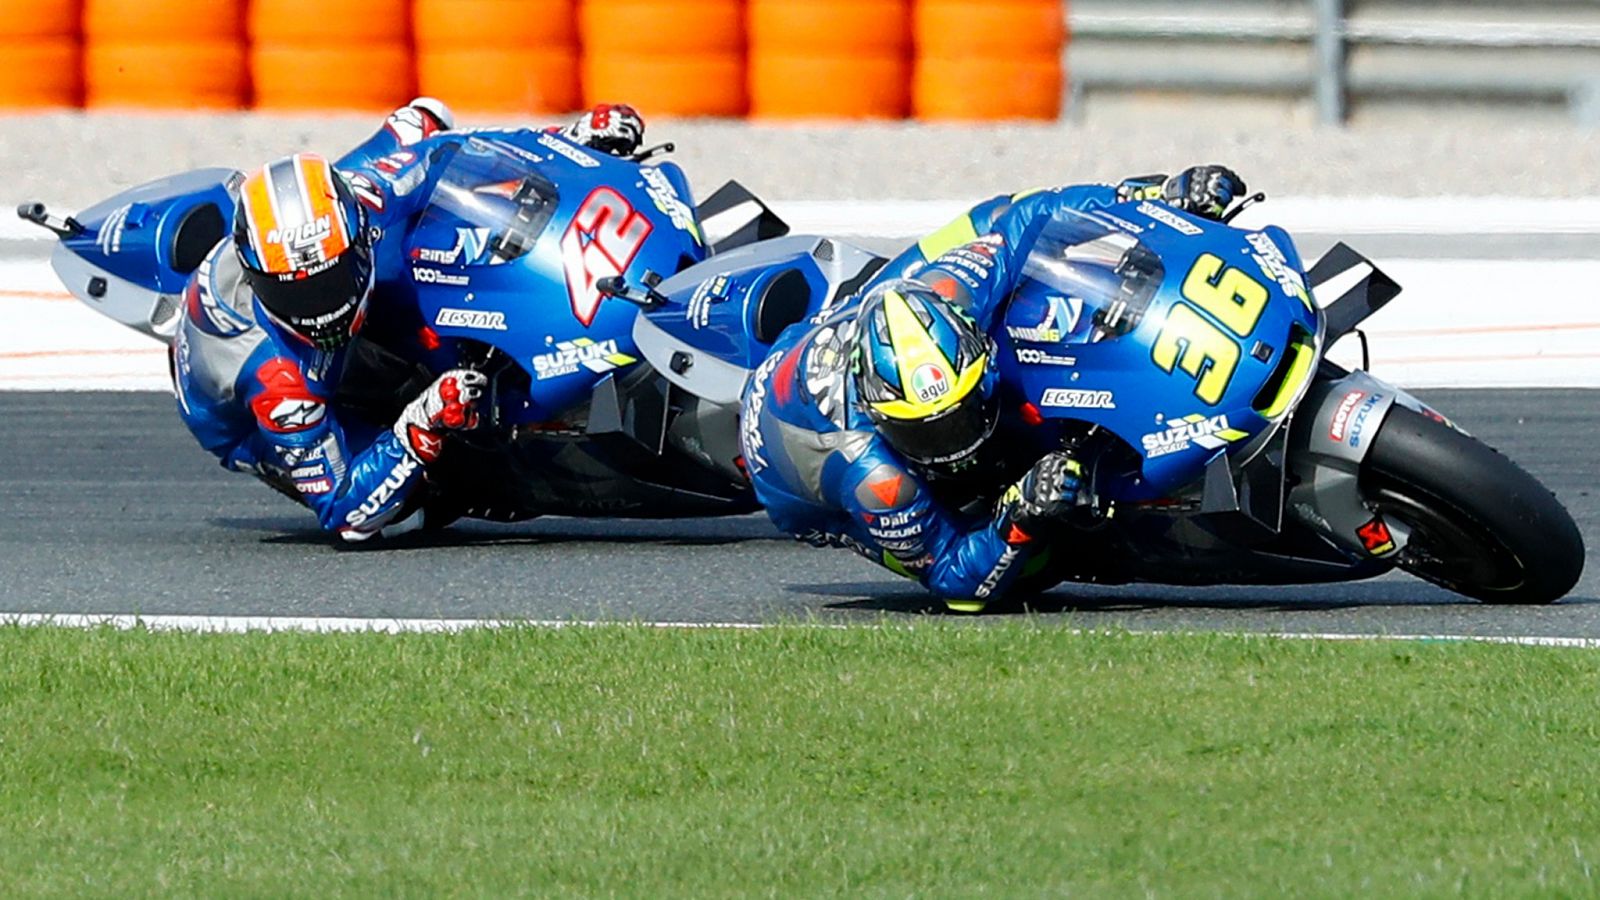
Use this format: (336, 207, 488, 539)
(852, 280, 999, 470)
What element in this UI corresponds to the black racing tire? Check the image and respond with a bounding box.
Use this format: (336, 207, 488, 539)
(1360, 405, 1584, 604)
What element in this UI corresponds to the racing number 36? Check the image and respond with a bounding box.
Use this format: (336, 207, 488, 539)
(1151, 253, 1269, 405)
(561, 187, 653, 327)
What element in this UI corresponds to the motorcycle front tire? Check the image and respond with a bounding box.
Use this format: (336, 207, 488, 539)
(1359, 405, 1585, 604)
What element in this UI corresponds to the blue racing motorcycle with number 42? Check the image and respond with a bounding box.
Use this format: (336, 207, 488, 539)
(27, 129, 765, 522)
(29, 138, 1583, 602)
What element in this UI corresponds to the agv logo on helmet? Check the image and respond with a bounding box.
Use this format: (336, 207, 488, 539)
(910, 363, 951, 404)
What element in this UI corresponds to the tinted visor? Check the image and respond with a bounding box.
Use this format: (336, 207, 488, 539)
(872, 386, 999, 468)
(246, 243, 373, 349)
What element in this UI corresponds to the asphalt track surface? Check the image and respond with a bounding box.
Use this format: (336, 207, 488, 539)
(1, 389, 1596, 637)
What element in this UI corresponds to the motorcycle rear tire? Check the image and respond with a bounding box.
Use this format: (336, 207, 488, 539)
(1360, 405, 1584, 604)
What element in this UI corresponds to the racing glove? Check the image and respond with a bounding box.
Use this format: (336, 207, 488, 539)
(993, 451, 1084, 544)
(408, 96, 455, 132)
(392, 369, 486, 464)
(562, 103, 646, 157)
(1115, 166, 1246, 221)
(1161, 165, 1247, 220)
(385, 96, 454, 146)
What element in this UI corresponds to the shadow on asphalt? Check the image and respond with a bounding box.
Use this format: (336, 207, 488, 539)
(803, 579, 1515, 616)
(213, 516, 788, 549)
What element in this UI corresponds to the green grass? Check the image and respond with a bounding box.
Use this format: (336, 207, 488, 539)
(0, 623, 1597, 897)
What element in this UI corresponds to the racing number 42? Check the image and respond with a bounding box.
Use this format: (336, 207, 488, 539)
(561, 187, 653, 327)
(1151, 253, 1269, 405)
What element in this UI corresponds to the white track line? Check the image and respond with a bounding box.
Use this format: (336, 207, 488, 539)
(0, 613, 768, 633)
(1265, 631, 1600, 650)
(2, 613, 1596, 649)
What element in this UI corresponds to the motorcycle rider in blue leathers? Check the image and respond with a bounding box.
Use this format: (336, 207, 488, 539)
(741, 166, 1246, 610)
(171, 99, 649, 541)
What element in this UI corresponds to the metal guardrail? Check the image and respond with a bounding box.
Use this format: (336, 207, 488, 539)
(1068, 1, 1600, 125)
(1075, 13, 1600, 47)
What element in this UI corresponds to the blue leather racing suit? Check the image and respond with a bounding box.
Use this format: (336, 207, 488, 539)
(171, 105, 459, 540)
(171, 104, 651, 541)
(742, 182, 1131, 602)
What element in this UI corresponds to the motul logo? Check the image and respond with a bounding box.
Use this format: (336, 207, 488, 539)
(1330, 390, 1365, 442)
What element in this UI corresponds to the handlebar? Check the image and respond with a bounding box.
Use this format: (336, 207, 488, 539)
(628, 142, 677, 163)
(16, 202, 83, 238)
(1220, 192, 1268, 225)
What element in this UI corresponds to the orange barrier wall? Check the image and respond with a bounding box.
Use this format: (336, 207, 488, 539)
(580, 0, 747, 116)
(914, 0, 1068, 120)
(415, 0, 578, 113)
(250, 0, 415, 111)
(0, 0, 1067, 120)
(0, 0, 82, 108)
(85, 0, 249, 109)
(748, 0, 909, 119)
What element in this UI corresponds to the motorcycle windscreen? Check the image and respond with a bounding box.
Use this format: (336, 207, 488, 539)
(1018, 213, 1165, 339)
(413, 137, 562, 266)
(1004, 208, 1216, 496)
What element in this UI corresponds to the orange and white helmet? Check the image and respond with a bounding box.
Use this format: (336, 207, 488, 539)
(233, 152, 373, 349)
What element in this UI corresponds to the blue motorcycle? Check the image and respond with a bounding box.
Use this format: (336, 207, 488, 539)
(628, 201, 1584, 604)
(20, 129, 802, 521)
(24, 147, 1585, 602)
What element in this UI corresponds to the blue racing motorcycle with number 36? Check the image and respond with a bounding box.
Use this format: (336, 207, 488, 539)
(630, 200, 1584, 604)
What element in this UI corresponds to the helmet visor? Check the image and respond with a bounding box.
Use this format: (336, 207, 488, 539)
(872, 386, 999, 467)
(247, 243, 373, 349)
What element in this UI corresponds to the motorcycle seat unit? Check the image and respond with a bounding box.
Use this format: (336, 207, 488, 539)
(42, 167, 241, 340)
(633, 235, 885, 407)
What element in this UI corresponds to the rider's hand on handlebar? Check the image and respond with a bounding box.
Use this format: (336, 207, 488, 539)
(562, 103, 646, 157)
(994, 451, 1085, 543)
(1162, 165, 1247, 221)
(392, 369, 487, 463)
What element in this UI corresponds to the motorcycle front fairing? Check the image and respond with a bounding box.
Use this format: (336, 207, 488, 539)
(1040, 225, 1442, 575)
(36, 167, 240, 340)
(400, 133, 708, 424)
(997, 204, 1322, 502)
